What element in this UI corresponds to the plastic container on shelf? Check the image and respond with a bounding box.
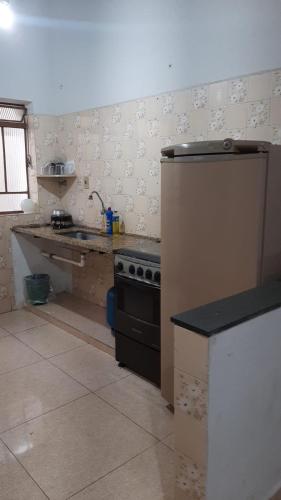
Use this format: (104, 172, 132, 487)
(119, 218, 125, 234)
(105, 207, 113, 235)
(112, 211, 120, 234)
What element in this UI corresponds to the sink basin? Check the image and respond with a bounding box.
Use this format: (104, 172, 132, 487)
(62, 231, 101, 241)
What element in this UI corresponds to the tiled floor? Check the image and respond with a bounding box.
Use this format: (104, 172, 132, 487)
(0, 309, 174, 500)
(36, 293, 115, 349)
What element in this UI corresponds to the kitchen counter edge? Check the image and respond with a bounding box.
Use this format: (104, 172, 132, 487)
(11, 224, 161, 256)
(171, 281, 281, 337)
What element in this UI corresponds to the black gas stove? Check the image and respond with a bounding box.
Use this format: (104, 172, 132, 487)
(113, 248, 161, 386)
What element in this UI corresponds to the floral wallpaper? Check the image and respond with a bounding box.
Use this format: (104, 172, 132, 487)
(174, 329, 209, 499)
(28, 114, 62, 219)
(1, 67, 281, 312)
(175, 371, 207, 422)
(32, 67, 281, 239)
(175, 453, 206, 499)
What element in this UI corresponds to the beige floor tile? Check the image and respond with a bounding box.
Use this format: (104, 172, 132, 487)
(0, 336, 42, 375)
(50, 344, 128, 391)
(15, 323, 85, 358)
(2, 394, 156, 500)
(0, 309, 47, 334)
(0, 441, 47, 500)
(0, 360, 88, 433)
(72, 443, 175, 500)
(0, 326, 9, 338)
(97, 374, 174, 439)
(85, 322, 115, 348)
(162, 433, 175, 451)
(38, 301, 115, 348)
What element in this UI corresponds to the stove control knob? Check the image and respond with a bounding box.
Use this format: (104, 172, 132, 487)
(129, 264, 135, 275)
(154, 271, 161, 284)
(145, 269, 153, 280)
(116, 261, 124, 272)
(137, 267, 144, 277)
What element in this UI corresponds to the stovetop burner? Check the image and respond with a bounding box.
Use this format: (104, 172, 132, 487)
(114, 248, 161, 287)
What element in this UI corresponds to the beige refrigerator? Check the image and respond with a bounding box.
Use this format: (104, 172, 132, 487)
(161, 139, 281, 405)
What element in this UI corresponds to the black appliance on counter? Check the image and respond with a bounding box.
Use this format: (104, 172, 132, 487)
(114, 248, 161, 386)
(51, 210, 74, 230)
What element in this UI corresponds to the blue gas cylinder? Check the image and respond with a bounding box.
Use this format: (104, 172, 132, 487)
(106, 287, 116, 329)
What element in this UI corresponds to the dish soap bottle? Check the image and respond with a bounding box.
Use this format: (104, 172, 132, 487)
(105, 207, 113, 235)
(119, 217, 125, 235)
(112, 210, 120, 234)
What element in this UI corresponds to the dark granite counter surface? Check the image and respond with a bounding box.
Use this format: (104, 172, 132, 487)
(172, 281, 281, 337)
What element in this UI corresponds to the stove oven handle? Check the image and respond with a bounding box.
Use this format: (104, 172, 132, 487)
(115, 275, 159, 290)
(131, 327, 143, 335)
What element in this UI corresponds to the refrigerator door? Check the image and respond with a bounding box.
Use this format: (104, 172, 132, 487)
(161, 154, 267, 404)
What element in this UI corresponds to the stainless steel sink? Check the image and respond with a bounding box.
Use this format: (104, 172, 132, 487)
(62, 231, 101, 241)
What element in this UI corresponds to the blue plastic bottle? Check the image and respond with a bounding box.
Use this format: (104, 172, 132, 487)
(105, 207, 113, 234)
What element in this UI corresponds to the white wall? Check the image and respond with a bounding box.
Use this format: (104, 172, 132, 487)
(48, 0, 281, 114)
(0, 0, 52, 114)
(1, 0, 281, 115)
(207, 308, 281, 500)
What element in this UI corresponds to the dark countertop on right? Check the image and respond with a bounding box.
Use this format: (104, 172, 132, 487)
(171, 281, 281, 337)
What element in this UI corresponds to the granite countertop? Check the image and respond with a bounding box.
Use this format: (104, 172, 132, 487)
(12, 224, 161, 256)
(171, 281, 281, 337)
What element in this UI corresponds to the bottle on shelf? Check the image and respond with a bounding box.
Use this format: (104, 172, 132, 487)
(105, 207, 113, 235)
(112, 210, 120, 234)
(119, 217, 125, 235)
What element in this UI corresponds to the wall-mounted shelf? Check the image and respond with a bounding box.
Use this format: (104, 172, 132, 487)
(37, 174, 76, 185)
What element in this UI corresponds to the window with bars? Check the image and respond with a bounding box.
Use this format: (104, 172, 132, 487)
(0, 103, 29, 214)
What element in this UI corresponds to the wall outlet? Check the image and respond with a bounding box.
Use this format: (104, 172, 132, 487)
(83, 176, 89, 189)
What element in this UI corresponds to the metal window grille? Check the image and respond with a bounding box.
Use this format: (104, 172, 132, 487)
(0, 103, 29, 214)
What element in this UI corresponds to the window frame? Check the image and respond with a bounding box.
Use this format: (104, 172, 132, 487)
(0, 103, 30, 215)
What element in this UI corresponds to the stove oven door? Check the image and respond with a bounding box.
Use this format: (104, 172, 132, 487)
(115, 275, 160, 350)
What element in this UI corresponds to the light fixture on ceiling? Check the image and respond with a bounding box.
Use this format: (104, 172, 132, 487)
(0, 0, 14, 30)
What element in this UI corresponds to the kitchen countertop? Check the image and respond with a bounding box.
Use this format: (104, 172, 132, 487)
(171, 281, 281, 337)
(12, 224, 161, 256)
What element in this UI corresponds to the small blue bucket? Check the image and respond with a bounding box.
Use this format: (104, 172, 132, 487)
(25, 274, 50, 305)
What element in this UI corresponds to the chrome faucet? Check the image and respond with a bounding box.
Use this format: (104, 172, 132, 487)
(88, 190, 106, 214)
